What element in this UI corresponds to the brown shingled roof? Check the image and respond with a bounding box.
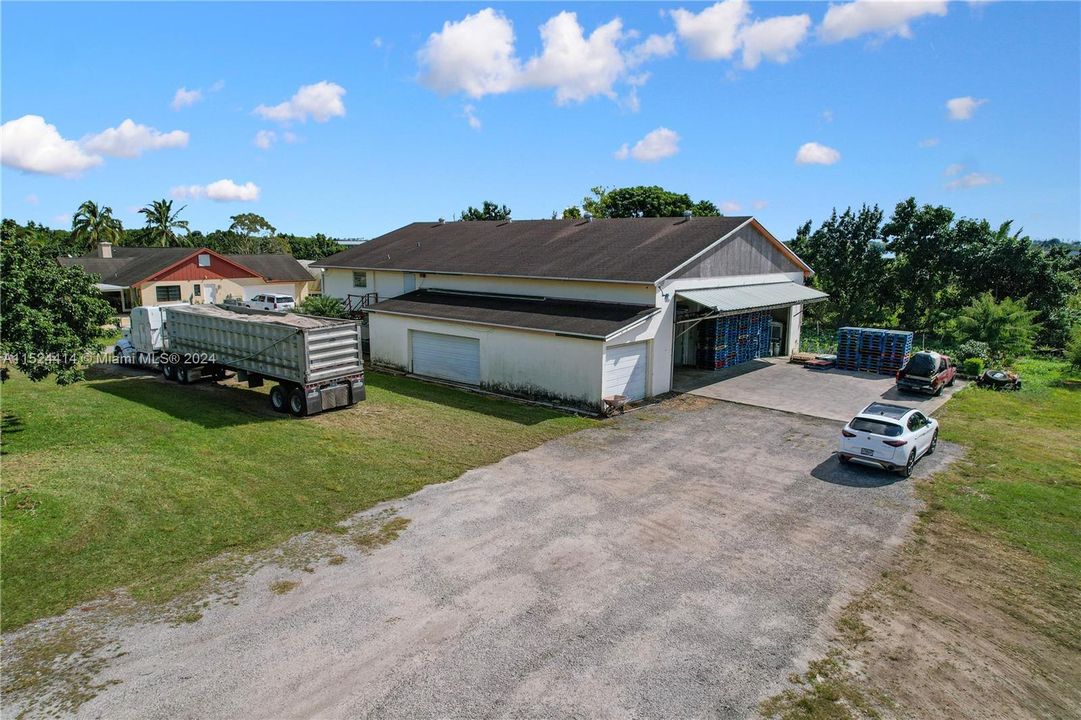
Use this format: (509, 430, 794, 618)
(313, 217, 756, 283)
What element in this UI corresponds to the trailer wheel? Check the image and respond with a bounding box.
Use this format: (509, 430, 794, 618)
(288, 386, 308, 417)
(270, 384, 288, 413)
(176, 365, 192, 384)
(162, 363, 177, 381)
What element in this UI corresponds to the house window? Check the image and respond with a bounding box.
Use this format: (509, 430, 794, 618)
(193, 284, 201, 297)
(353, 271, 368, 288)
(156, 285, 182, 302)
(198, 253, 211, 267)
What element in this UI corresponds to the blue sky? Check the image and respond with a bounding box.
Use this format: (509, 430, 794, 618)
(2, 1, 1079, 242)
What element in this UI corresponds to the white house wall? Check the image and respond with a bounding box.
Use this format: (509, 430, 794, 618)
(368, 313, 604, 408)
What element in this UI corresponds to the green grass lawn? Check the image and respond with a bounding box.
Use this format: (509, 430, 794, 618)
(0, 367, 593, 631)
(933, 358, 1081, 586)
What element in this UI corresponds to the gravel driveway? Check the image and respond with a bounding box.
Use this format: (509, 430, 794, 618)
(70, 397, 956, 719)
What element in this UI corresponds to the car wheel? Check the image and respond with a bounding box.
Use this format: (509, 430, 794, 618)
(269, 384, 288, 413)
(900, 449, 917, 478)
(933, 383, 944, 396)
(927, 430, 938, 455)
(176, 365, 192, 385)
(947, 376, 955, 387)
(288, 386, 307, 417)
(162, 363, 176, 380)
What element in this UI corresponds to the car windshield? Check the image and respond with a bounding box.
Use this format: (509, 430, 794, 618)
(850, 418, 904, 436)
(904, 353, 938, 376)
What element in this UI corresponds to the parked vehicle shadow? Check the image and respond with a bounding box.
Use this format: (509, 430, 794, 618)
(87, 371, 278, 428)
(811, 454, 905, 488)
(365, 371, 578, 425)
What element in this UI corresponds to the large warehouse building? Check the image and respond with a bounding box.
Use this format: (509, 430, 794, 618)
(315, 216, 826, 411)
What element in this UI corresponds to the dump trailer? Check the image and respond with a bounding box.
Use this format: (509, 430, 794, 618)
(159, 304, 364, 416)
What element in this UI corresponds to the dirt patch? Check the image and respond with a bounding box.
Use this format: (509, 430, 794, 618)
(762, 502, 1081, 719)
(269, 580, 299, 595)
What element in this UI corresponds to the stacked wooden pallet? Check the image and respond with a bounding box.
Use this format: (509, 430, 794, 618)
(698, 311, 771, 370)
(835, 327, 913, 374)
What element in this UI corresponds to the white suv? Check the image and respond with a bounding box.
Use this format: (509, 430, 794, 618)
(245, 293, 295, 311)
(838, 402, 939, 477)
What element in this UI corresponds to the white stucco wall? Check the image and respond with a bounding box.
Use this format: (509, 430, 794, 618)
(368, 313, 604, 408)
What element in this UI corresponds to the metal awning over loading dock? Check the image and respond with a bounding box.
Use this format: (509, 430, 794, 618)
(676, 281, 828, 318)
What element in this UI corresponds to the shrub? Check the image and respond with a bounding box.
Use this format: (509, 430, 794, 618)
(1067, 325, 1081, 369)
(952, 293, 1040, 363)
(962, 357, 985, 377)
(297, 295, 346, 318)
(956, 339, 991, 363)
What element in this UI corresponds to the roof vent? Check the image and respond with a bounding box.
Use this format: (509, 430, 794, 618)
(438, 217, 445, 225)
(584, 212, 593, 222)
(682, 210, 693, 219)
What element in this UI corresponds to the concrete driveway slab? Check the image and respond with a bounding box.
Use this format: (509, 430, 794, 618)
(61, 398, 958, 720)
(673, 359, 964, 422)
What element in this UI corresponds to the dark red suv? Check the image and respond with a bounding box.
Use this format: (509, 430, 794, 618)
(896, 351, 956, 396)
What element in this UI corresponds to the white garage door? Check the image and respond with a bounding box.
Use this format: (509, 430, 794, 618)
(603, 341, 648, 400)
(411, 331, 481, 385)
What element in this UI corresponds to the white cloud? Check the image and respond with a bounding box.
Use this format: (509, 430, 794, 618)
(819, 0, 948, 43)
(81, 119, 189, 158)
(668, 0, 749, 60)
(946, 95, 987, 120)
(373, 36, 384, 49)
(943, 162, 965, 177)
(918, 137, 940, 148)
(25, 194, 39, 205)
(418, 9, 521, 98)
(0, 115, 103, 176)
(821, 109, 834, 123)
(739, 13, 812, 68)
(209, 80, 226, 93)
(171, 87, 203, 110)
(254, 81, 346, 123)
(418, 8, 675, 107)
(946, 171, 1001, 190)
(172, 179, 261, 202)
(795, 141, 841, 165)
(615, 127, 681, 162)
(463, 104, 482, 130)
(752, 199, 769, 209)
(254, 130, 276, 150)
(721, 200, 742, 213)
(668, 1, 810, 69)
(626, 33, 677, 68)
(282, 131, 299, 144)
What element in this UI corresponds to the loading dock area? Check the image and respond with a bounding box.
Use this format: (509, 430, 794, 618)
(673, 357, 964, 422)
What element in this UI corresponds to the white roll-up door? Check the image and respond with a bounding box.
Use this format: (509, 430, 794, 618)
(411, 331, 481, 385)
(603, 341, 648, 400)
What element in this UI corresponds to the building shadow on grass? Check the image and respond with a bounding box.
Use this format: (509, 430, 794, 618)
(365, 371, 576, 426)
(811, 454, 905, 488)
(87, 370, 278, 429)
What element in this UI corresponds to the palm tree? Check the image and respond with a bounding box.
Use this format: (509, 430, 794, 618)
(138, 199, 190, 247)
(71, 201, 123, 253)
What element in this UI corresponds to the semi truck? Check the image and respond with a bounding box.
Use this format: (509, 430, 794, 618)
(116, 304, 364, 416)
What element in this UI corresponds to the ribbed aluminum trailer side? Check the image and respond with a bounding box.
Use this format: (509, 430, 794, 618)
(161, 304, 364, 416)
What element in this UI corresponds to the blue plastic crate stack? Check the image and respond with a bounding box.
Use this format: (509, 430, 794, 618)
(835, 327, 913, 374)
(698, 311, 771, 370)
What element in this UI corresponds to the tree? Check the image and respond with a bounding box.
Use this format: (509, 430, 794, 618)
(881, 198, 963, 334)
(576, 185, 720, 218)
(297, 294, 346, 318)
(138, 199, 191, 247)
(460, 201, 511, 221)
(952, 293, 1040, 361)
(561, 206, 582, 219)
(1, 232, 114, 384)
(788, 205, 892, 327)
(71, 201, 122, 254)
(225, 213, 287, 254)
(283, 233, 346, 260)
